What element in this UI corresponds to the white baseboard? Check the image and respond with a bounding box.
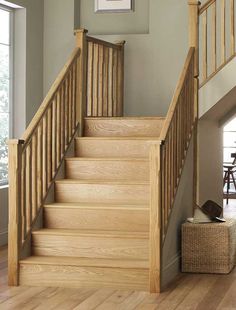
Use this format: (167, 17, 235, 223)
(162, 252, 181, 288)
(0, 229, 8, 247)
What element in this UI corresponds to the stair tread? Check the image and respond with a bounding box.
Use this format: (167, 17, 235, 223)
(65, 157, 149, 161)
(32, 228, 149, 239)
(55, 179, 149, 185)
(84, 117, 165, 120)
(75, 137, 161, 140)
(44, 202, 149, 210)
(20, 256, 149, 269)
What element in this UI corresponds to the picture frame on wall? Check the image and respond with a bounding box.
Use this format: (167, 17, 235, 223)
(95, 0, 133, 13)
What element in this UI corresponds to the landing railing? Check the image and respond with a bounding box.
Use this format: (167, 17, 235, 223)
(8, 29, 125, 286)
(149, 48, 197, 293)
(198, 0, 236, 86)
(86, 36, 125, 117)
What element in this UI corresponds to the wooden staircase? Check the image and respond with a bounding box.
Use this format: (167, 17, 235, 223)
(19, 117, 163, 290)
(8, 18, 197, 292)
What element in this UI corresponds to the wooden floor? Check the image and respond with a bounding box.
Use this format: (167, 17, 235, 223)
(1, 247, 236, 309)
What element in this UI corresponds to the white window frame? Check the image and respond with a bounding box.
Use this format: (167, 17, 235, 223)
(0, 4, 13, 186)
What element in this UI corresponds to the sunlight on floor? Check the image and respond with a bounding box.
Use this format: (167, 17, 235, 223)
(224, 199, 236, 218)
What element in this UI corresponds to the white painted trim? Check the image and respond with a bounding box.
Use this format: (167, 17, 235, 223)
(95, 0, 133, 13)
(0, 1, 22, 9)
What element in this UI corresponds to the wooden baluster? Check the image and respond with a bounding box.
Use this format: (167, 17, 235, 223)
(72, 62, 76, 130)
(42, 115, 48, 197)
(165, 140, 169, 228)
(21, 151, 26, 242)
(113, 49, 118, 116)
(8, 139, 24, 286)
(103, 47, 109, 116)
(212, 1, 217, 72)
(75, 29, 88, 134)
(116, 41, 125, 116)
(52, 99, 57, 175)
(47, 107, 52, 185)
(68, 70, 72, 139)
(61, 84, 65, 155)
(37, 123, 43, 208)
(221, 0, 226, 64)
(31, 134, 37, 218)
(25, 144, 32, 233)
(202, 10, 208, 80)
(231, 0, 235, 56)
(56, 93, 61, 165)
(64, 77, 69, 147)
(108, 48, 113, 116)
(149, 143, 161, 293)
(87, 42, 93, 117)
(93, 43, 99, 117)
(98, 45, 104, 116)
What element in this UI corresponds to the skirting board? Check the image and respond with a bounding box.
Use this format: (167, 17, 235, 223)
(162, 252, 181, 289)
(0, 230, 8, 247)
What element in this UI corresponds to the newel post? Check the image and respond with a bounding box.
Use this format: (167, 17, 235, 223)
(74, 29, 88, 135)
(8, 139, 24, 286)
(188, 0, 200, 209)
(188, 0, 200, 77)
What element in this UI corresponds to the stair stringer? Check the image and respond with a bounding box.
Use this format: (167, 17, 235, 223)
(161, 137, 194, 289)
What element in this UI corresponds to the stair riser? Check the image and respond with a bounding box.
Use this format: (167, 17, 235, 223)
(44, 207, 149, 231)
(84, 118, 164, 137)
(65, 160, 149, 181)
(32, 234, 149, 260)
(20, 264, 149, 291)
(55, 183, 149, 204)
(75, 139, 154, 158)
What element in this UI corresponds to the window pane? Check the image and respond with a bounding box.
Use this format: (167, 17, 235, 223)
(224, 132, 236, 147)
(0, 112, 9, 183)
(223, 147, 236, 163)
(0, 9, 9, 45)
(0, 44, 9, 79)
(224, 118, 236, 131)
(0, 77, 9, 112)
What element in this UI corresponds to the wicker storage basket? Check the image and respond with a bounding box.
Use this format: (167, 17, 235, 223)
(182, 219, 236, 274)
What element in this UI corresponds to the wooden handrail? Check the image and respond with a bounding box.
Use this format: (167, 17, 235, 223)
(86, 36, 125, 50)
(149, 48, 196, 293)
(8, 46, 82, 286)
(160, 48, 195, 140)
(199, 0, 215, 15)
(22, 48, 80, 144)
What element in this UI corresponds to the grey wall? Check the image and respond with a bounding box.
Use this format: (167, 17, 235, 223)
(78, 0, 189, 116)
(43, 0, 75, 95)
(162, 138, 194, 288)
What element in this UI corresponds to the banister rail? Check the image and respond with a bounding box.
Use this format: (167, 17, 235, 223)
(160, 48, 196, 235)
(198, 0, 236, 86)
(85, 35, 125, 117)
(8, 47, 83, 286)
(8, 29, 126, 287)
(149, 48, 197, 293)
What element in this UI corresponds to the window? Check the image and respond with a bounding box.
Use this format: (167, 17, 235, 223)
(0, 6, 12, 186)
(223, 118, 236, 164)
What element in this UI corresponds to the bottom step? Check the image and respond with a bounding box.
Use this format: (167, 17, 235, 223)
(19, 256, 149, 291)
